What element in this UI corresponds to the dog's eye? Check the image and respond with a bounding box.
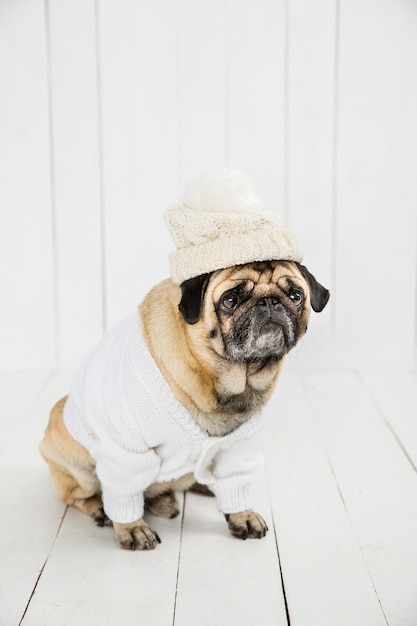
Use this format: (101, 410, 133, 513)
(289, 289, 304, 307)
(220, 292, 239, 312)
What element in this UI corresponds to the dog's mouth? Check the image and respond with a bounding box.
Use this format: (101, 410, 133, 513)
(259, 319, 281, 333)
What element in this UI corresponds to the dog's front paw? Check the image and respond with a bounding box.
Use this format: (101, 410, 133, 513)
(225, 510, 268, 540)
(113, 520, 161, 551)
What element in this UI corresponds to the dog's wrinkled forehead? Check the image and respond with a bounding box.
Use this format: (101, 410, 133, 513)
(211, 260, 306, 300)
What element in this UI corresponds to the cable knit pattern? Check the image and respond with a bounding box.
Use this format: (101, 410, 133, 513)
(63, 314, 268, 523)
(164, 169, 303, 284)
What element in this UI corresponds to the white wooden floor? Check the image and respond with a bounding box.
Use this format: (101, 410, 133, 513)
(1, 366, 416, 626)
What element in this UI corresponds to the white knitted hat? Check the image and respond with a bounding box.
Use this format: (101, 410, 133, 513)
(165, 170, 303, 284)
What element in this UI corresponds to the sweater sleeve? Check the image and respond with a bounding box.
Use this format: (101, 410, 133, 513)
(209, 429, 265, 515)
(92, 441, 160, 524)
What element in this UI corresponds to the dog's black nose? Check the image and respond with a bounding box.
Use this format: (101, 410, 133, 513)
(257, 297, 287, 324)
(258, 297, 279, 312)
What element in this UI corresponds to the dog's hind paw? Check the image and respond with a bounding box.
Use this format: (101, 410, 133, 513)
(144, 491, 180, 519)
(92, 507, 112, 527)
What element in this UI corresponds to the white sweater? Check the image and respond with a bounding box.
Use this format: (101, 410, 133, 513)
(63, 313, 267, 523)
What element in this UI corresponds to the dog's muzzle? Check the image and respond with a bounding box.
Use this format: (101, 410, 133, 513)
(226, 297, 298, 362)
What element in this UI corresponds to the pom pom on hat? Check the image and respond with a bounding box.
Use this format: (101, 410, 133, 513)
(180, 169, 263, 214)
(165, 169, 303, 284)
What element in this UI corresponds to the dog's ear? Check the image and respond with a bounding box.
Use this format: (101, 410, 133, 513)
(179, 273, 213, 324)
(296, 263, 330, 312)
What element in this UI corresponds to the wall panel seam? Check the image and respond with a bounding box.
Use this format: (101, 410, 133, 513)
(176, 0, 182, 193)
(44, 0, 60, 368)
(224, 0, 230, 168)
(331, 0, 341, 353)
(283, 0, 289, 226)
(94, 0, 107, 335)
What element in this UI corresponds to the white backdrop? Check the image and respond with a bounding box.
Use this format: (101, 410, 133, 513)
(1, 0, 416, 371)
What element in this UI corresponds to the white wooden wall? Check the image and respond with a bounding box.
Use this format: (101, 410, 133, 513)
(1, 0, 416, 371)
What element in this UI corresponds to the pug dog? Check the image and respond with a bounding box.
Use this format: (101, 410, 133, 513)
(40, 259, 329, 550)
(40, 170, 329, 550)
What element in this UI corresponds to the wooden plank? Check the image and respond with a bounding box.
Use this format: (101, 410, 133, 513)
(0, 370, 51, 450)
(0, 370, 71, 625)
(359, 370, 417, 470)
(99, 0, 179, 329)
(285, 0, 335, 368)
(21, 506, 183, 626)
(287, 0, 335, 272)
(0, 0, 55, 369)
(303, 370, 417, 625)
(266, 370, 387, 625)
(334, 0, 417, 368)
(47, 0, 104, 367)
(228, 0, 286, 215)
(174, 484, 288, 626)
(178, 0, 227, 187)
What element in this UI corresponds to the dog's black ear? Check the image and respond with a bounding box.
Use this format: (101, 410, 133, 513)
(179, 273, 213, 324)
(297, 263, 330, 313)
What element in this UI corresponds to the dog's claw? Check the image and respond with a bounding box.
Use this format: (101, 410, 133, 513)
(226, 510, 268, 541)
(113, 520, 161, 551)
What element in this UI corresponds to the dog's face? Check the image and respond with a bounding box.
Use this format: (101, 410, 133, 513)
(179, 260, 329, 365)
